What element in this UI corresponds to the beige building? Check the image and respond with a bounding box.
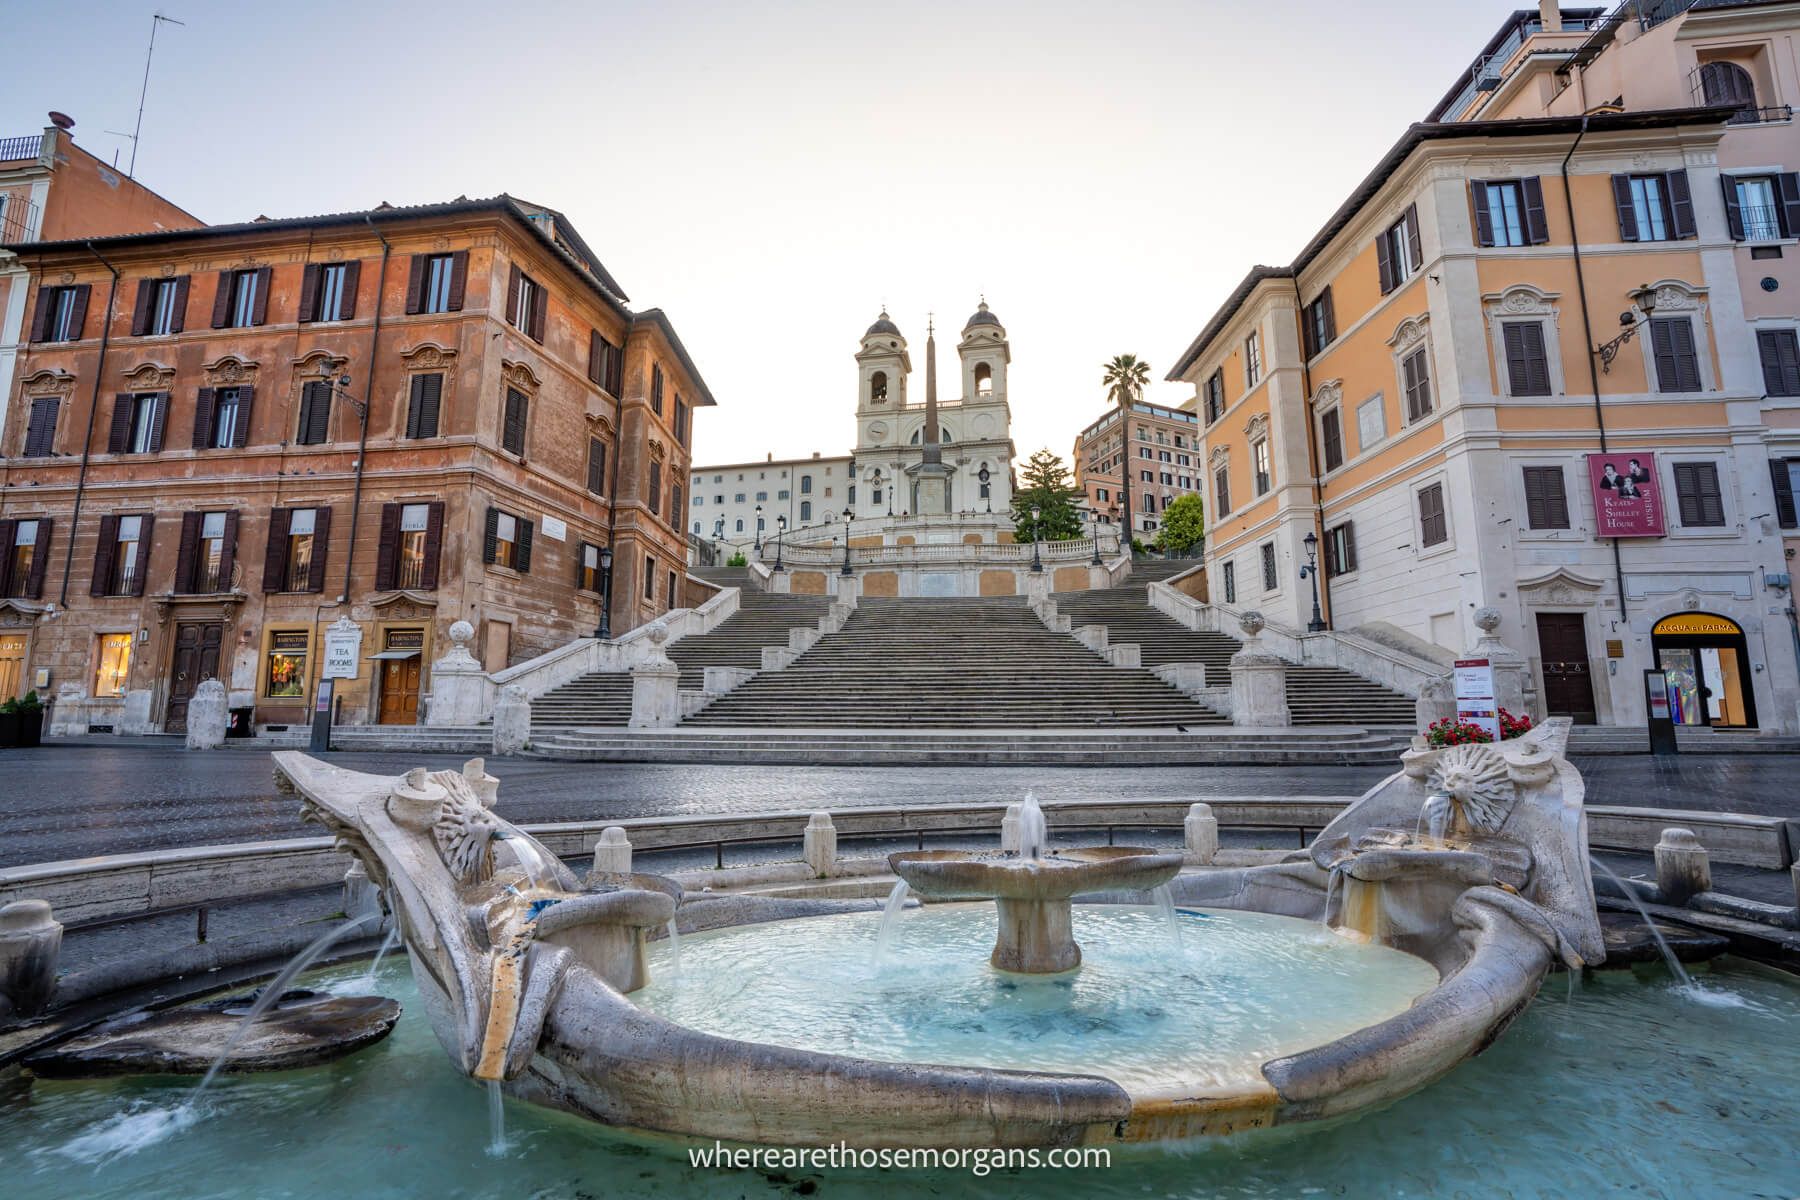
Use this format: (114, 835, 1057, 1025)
(689, 452, 856, 552)
(1071, 399, 1204, 540)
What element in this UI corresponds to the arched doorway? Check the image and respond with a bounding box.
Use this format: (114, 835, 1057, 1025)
(1652, 612, 1756, 728)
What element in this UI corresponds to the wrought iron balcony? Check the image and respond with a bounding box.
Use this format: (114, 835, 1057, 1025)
(0, 192, 43, 245)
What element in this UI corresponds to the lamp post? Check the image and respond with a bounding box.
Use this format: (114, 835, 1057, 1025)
(841, 505, 854, 575)
(773, 514, 786, 572)
(593, 545, 614, 640)
(754, 504, 764, 556)
(1029, 503, 1044, 573)
(978, 464, 992, 513)
(1594, 284, 1660, 374)
(1088, 508, 1103, 565)
(1299, 530, 1325, 632)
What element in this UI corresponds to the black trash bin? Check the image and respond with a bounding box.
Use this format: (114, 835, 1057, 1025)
(227, 706, 256, 739)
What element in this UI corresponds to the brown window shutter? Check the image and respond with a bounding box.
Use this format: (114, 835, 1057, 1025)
(1611, 175, 1638, 241)
(233, 386, 255, 448)
(217, 510, 240, 588)
(28, 287, 52, 342)
(502, 389, 527, 454)
(375, 503, 402, 590)
(589, 330, 603, 384)
(107, 394, 133, 453)
(1522, 178, 1549, 244)
(211, 271, 234, 327)
(483, 506, 501, 564)
(1504, 322, 1550, 396)
(575, 541, 588, 589)
(588, 436, 606, 495)
(1470, 180, 1494, 247)
(91, 514, 119, 596)
(130, 516, 154, 595)
(66, 285, 90, 340)
(298, 264, 321, 322)
(1759, 329, 1800, 396)
(307, 506, 332, 592)
(1375, 227, 1394, 294)
(148, 392, 169, 452)
(514, 518, 534, 573)
(1770, 460, 1797, 529)
(530, 280, 547, 341)
(262, 507, 291, 592)
(300, 381, 331, 444)
(447, 250, 469, 311)
(404, 254, 426, 314)
(169, 274, 189, 332)
(1777, 172, 1800, 239)
(337, 260, 360, 321)
(192, 387, 217, 449)
(251, 267, 272, 325)
(131, 278, 154, 336)
(1666, 170, 1696, 239)
(406, 375, 425, 438)
(505, 265, 521, 326)
(1720, 174, 1745, 240)
(23, 517, 51, 599)
(407, 374, 443, 438)
(1403, 204, 1422, 271)
(0, 520, 13, 595)
(24, 398, 59, 457)
(175, 511, 202, 592)
(1320, 287, 1336, 342)
(420, 501, 445, 590)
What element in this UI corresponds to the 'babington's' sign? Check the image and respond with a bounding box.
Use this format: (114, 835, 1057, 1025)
(1585, 452, 1665, 537)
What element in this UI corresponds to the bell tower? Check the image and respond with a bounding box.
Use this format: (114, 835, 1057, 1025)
(957, 300, 1008, 401)
(856, 310, 909, 417)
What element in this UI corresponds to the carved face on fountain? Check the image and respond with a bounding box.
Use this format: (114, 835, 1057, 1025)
(1426, 744, 1516, 836)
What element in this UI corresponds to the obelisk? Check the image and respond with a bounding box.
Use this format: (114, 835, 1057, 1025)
(912, 314, 954, 514)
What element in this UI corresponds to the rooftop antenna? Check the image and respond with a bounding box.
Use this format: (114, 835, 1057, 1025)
(127, 11, 185, 178)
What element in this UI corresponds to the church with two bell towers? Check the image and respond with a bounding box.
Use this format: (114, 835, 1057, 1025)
(852, 302, 1016, 520)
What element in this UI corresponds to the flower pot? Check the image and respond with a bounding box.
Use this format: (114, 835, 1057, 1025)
(16, 707, 43, 747)
(0, 711, 19, 749)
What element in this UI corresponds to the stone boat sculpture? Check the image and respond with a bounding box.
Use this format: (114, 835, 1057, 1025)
(273, 718, 1600, 1148)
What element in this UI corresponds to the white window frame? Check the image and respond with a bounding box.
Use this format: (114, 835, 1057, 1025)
(1631, 283, 1714, 395)
(1411, 473, 1455, 559)
(1660, 452, 1737, 540)
(1482, 286, 1565, 399)
(1258, 540, 1281, 595)
(1512, 458, 1577, 542)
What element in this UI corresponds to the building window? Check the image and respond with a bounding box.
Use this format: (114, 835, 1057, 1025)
(589, 332, 623, 394)
(1376, 204, 1421, 294)
(1252, 439, 1271, 496)
(578, 542, 602, 592)
(650, 463, 664, 514)
(1244, 331, 1262, 388)
(1417, 482, 1448, 547)
(406, 373, 442, 439)
(643, 553, 656, 600)
(1259, 542, 1277, 592)
(1143, 494, 1157, 514)
(266, 631, 309, 699)
(1501, 321, 1552, 396)
(1222, 561, 1236, 605)
(1203, 371, 1225, 423)
(219, 268, 268, 328)
(21, 397, 58, 457)
(1773, 459, 1800, 529)
(1302, 288, 1336, 358)
(94, 633, 132, 699)
(2, 520, 40, 599)
(32, 284, 89, 343)
(1214, 466, 1231, 516)
(1522, 466, 1570, 530)
(588, 438, 608, 495)
(1472, 179, 1548, 247)
(651, 365, 665, 417)
(674, 396, 688, 445)
(777, 489, 790, 501)
(502, 388, 529, 454)
(801, 475, 813, 494)
(1673, 462, 1725, 527)
(417, 253, 461, 314)
(1401, 346, 1432, 421)
(484, 508, 533, 571)
(139, 276, 186, 336)
(1321, 408, 1344, 471)
(1325, 522, 1356, 576)
(1758, 329, 1800, 396)
(800, 500, 812, 521)
(183, 511, 233, 594)
(509, 270, 544, 339)
(735, 519, 744, 533)
(111, 391, 166, 454)
(1699, 60, 1759, 122)
(284, 508, 319, 592)
(296, 380, 332, 445)
(305, 262, 353, 323)
(671, 484, 683, 521)
(1612, 172, 1695, 242)
(95, 515, 149, 597)
(1356, 396, 1385, 451)
(1725, 174, 1794, 241)
(382, 502, 441, 591)
(201, 386, 249, 450)
(667, 569, 678, 608)
(1649, 317, 1702, 393)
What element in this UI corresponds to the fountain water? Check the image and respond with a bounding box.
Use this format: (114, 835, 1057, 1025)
(486, 1079, 508, 1156)
(1016, 792, 1047, 859)
(1150, 884, 1179, 948)
(498, 832, 559, 892)
(664, 918, 682, 976)
(874, 880, 911, 962)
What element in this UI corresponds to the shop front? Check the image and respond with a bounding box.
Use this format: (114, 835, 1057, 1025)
(1652, 612, 1756, 728)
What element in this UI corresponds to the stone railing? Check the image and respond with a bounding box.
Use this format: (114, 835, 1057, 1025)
(774, 538, 1116, 566)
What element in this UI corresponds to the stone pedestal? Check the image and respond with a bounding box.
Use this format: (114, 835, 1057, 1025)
(592, 827, 633, 875)
(629, 663, 681, 729)
(185, 678, 228, 750)
(1468, 606, 1531, 718)
(1184, 802, 1219, 864)
(803, 812, 838, 877)
(426, 620, 494, 727)
(0, 899, 62, 1022)
(1654, 828, 1712, 906)
(491, 685, 532, 754)
(993, 897, 1079, 974)
(119, 688, 156, 735)
(1229, 612, 1291, 727)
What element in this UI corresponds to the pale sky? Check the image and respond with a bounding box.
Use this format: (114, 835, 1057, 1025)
(5, 0, 1511, 467)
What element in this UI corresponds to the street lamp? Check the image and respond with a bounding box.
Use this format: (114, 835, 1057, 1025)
(773, 514, 787, 572)
(1299, 530, 1325, 632)
(841, 505, 855, 575)
(593, 545, 614, 640)
(1088, 507, 1103, 565)
(754, 504, 764, 555)
(1029, 503, 1044, 573)
(1595, 284, 1660, 374)
(978, 464, 992, 513)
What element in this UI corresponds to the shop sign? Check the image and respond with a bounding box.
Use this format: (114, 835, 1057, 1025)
(322, 618, 363, 679)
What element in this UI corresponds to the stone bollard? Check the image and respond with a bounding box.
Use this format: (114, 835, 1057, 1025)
(1184, 803, 1220, 864)
(185, 678, 229, 750)
(1654, 828, 1711, 906)
(0, 899, 63, 1022)
(803, 812, 838, 877)
(1229, 612, 1291, 727)
(492, 685, 532, 754)
(592, 826, 633, 875)
(343, 861, 383, 927)
(1000, 803, 1023, 853)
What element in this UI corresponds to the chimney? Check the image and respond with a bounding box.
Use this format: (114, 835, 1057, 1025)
(1539, 0, 1562, 33)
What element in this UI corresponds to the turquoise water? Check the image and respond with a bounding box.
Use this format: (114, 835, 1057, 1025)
(1, 938, 1796, 1197)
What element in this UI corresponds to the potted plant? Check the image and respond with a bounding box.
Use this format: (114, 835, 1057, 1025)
(1, 691, 45, 748)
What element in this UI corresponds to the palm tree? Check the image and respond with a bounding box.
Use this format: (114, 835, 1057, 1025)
(1102, 354, 1151, 555)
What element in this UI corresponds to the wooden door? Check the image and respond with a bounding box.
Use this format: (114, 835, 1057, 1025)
(1535, 612, 1596, 725)
(378, 657, 421, 725)
(0, 634, 25, 700)
(167, 621, 223, 732)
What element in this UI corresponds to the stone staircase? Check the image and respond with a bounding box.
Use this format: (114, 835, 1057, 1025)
(1051, 572, 1417, 727)
(530, 577, 831, 731)
(677, 596, 1228, 729)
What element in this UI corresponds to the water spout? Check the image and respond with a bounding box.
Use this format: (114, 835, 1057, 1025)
(497, 831, 559, 893)
(486, 1079, 508, 1156)
(1322, 863, 1343, 928)
(1151, 884, 1179, 949)
(1588, 855, 1692, 988)
(1016, 792, 1047, 861)
(664, 917, 682, 976)
(874, 879, 911, 963)
(1416, 792, 1452, 845)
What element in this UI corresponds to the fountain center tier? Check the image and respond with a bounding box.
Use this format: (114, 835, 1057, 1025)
(887, 847, 1183, 973)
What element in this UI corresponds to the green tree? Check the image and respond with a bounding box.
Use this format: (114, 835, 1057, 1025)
(1152, 493, 1206, 556)
(1010, 448, 1084, 542)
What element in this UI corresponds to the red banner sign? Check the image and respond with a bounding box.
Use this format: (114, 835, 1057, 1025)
(1586, 453, 1665, 537)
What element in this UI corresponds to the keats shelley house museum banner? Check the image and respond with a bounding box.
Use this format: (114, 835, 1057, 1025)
(1586, 453, 1666, 537)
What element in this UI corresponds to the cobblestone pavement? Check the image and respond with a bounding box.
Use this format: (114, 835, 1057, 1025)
(1, 744, 1796, 869)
